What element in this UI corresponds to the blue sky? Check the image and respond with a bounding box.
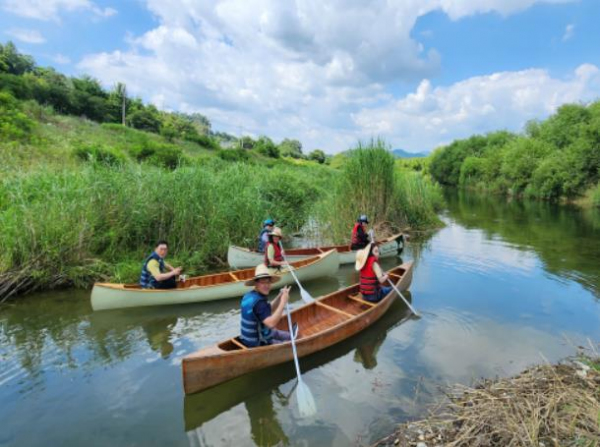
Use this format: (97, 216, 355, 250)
(2, 0, 600, 153)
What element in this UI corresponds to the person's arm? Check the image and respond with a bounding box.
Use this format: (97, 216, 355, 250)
(263, 288, 290, 328)
(270, 286, 291, 310)
(373, 262, 389, 284)
(148, 260, 181, 281)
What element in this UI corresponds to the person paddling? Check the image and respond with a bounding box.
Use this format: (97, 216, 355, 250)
(139, 240, 182, 289)
(258, 218, 275, 253)
(264, 227, 287, 272)
(239, 264, 297, 347)
(355, 242, 391, 303)
(351, 215, 370, 250)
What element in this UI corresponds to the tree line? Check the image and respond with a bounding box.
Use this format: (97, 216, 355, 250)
(429, 101, 600, 202)
(0, 41, 327, 162)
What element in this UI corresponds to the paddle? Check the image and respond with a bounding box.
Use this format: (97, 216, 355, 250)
(285, 301, 317, 417)
(278, 241, 315, 304)
(387, 278, 421, 318)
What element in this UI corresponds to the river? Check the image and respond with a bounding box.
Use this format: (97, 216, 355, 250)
(1, 190, 599, 446)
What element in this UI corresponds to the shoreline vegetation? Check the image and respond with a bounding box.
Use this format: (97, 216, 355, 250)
(375, 348, 600, 447)
(425, 101, 600, 208)
(0, 43, 444, 301)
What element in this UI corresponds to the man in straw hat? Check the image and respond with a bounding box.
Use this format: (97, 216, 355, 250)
(264, 227, 287, 272)
(239, 264, 297, 347)
(355, 242, 392, 303)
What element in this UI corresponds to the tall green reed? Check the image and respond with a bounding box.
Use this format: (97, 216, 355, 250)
(0, 161, 328, 298)
(317, 139, 443, 243)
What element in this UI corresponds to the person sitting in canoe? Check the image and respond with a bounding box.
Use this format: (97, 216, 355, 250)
(264, 227, 287, 272)
(139, 240, 182, 289)
(240, 264, 297, 347)
(351, 215, 370, 250)
(355, 242, 392, 302)
(258, 218, 275, 253)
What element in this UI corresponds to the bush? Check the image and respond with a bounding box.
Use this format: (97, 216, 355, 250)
(217, 148, 249, 162)
(0, 91, 36, 141)
(73, 143, 126, 166)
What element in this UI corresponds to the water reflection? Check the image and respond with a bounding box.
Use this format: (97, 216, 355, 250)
(444, 189, 600, 298)
(184, 299, 412, 446)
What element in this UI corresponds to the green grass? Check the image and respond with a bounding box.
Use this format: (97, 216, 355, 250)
(0, 101, 445, 299)
(0, 161, 331, 296)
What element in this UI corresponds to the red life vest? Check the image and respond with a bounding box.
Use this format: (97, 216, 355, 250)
(351, 222, 362, 245)
(360, 256, 380, 296)
(264, 242, 284, 267)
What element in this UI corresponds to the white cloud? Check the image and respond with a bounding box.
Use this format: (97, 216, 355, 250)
(5, 28, 45, 44)
(1, 0, 116, 21)
(353, 64, 600, 152)
(562, 23, 575, 41)
(77, 0, 585, 153)
(51, 53, 71, 64)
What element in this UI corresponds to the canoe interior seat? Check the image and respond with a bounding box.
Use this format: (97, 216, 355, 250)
(315, 301, 353, 318)
(347, 294, 376, 308)
(279, 303, 348, 338)
(219, 337, 249, 351)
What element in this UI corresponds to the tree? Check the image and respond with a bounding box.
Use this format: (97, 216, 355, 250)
(128, 107, 161, 133)
(278, 138, 304, 158)
(308, 149, 326, 164)
(255, 136, 280, 158)
(0, 42, 35, 75)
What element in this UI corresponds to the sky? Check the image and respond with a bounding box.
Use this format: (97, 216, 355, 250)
(2, 0, 600, 154)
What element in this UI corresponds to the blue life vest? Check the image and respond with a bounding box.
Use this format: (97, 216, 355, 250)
(140, 252, 165, 289)
(240, 290, 273, 347)
(257, 228, 269, 253)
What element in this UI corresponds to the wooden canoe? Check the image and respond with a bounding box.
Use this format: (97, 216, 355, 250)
(182, 261, 414, 394)
(227, 233, 404, 269)
(91, 249, 339, 311)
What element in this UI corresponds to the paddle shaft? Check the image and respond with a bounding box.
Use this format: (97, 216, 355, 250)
(278, 242, 314, 302)
(285, 302, 303, 380)
(387, 278, 420, 317)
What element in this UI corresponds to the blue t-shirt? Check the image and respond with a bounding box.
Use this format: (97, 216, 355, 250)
(254, 299, 271, 322)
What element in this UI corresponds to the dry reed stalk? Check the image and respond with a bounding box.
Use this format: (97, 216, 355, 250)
(373, 356, 600, 447)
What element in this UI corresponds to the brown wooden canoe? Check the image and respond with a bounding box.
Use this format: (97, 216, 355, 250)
(182, 261, 414, 394)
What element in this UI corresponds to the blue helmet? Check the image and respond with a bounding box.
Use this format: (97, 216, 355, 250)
(358, 215, 369, 223)
(263, 218, 275, 226)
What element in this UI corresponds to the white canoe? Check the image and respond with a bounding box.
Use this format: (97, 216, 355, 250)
(227, 233, 404, 269)
(91, 250, 340, 311)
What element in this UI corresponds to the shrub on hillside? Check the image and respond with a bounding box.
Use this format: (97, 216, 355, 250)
(73, 143, 126, 166)
(0, 91, 35, 141)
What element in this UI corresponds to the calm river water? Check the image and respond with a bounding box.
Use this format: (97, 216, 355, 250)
(1, 191, 600, 446)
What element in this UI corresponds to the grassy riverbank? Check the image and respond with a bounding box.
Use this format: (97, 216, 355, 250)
(0, 108, 443, 300)
(376, 350, 600, 447)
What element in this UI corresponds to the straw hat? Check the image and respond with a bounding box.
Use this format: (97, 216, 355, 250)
(355, 242, 373, 271)
(244, 263, 281, 286)
(269, 227, 283, 238)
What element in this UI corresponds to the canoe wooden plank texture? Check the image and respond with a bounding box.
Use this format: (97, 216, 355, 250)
(91, 249, 339, 311)
(227, 233, 404, 269)
(182, 261, 414, 394)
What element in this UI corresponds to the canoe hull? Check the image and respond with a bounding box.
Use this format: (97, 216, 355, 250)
(91, 250, 339, 311)
(227, 233, 404, 268)
(182, 261, 413, 394)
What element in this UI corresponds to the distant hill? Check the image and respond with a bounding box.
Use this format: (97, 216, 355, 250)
(392, 149, 429, 158)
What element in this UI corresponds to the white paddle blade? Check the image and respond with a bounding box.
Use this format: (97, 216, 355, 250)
(299, 288, 315, 304)
(296, 380, 317, 417)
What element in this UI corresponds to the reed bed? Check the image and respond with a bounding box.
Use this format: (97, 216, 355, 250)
(0, 161, 328, 299)
(375, 354, 600, 447)
(319, 140, 443, 242)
